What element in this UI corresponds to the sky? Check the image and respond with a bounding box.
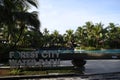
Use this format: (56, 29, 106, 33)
(31, 0, 120, 34)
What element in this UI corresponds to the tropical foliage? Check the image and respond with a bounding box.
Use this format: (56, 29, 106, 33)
(0, 0, 40, 49)
(0, 0, 40, 62)
(41, 22, 120, 50)
(0, 0, 120, 62)
(1, 20, 120, 50)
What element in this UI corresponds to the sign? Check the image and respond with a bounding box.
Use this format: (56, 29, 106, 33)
(9, 50, 60, 68)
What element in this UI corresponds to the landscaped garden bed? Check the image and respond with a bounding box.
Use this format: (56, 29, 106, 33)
(0, 66, 84, 76)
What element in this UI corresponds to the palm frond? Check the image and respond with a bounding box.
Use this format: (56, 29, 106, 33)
(26, 0, 38, 8)
(14, 11, 40, 30)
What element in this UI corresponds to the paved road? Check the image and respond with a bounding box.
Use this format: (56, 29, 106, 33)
(60, 60, 120, 74)
(33, 60, 120, 80)
(1, 60, 120, 74)
(1, 60, 120, 80)
(85, 60, 120, 74)
(20, 72, 120, 80)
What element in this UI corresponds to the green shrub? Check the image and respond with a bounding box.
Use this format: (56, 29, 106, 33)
(9, 69, 23, 75)
(72, 59, 86, 68)
(85, 46, 97, 50)
(75, 46, 98, 50)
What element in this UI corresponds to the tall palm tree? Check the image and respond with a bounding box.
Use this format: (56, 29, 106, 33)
(75, 26, 84, 46)
(93, 23, 104, 47)
(83, 22, 94, 46)
(43, 28, 50, 47)
(51, 30, 58, 45)
(12, 11, 40, 48)
(64, 29, 74, 48)
(51, 30, 61, 46)
(0, 0, 40, 49)
(0, 0, 38, 24)
(106, 23, 119, 48)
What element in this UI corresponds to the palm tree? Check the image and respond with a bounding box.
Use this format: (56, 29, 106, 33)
(75, 26, 84, 46)
(64, 29, 74, 48)
(83, 22, 94, 46)
(43, 28, 50, 47)
(51, 30, 60, 46)
(106, 23, 119, 48)
(0, 0, 38, 25)
(12, 11, 40, 49)
(0, 0, 40, 49)
(93, 23, 104, 47)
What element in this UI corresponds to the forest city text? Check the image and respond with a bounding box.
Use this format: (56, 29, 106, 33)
(9, 51, 60, 68)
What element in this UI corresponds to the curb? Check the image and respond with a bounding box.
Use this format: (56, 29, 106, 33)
(0, 72, 120, 80)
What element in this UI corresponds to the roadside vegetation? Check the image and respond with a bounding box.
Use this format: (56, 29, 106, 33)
(0, 67, 84, 76)
(1, 0, 120, 62)
(1, 0, 120, 76)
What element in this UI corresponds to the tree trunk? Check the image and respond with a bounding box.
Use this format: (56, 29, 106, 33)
(12, 25, 24, 50)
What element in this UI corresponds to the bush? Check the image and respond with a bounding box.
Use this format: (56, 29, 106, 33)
(75, 46, 98, 50)
(72, 58, 86, 68)
(9, 69, 23, 75)
(84, 46, 98, 50)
